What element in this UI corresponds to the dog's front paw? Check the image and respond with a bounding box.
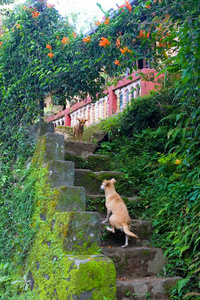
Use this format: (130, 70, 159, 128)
(121, 244, 128, 248)
(101, 220, 107, 224)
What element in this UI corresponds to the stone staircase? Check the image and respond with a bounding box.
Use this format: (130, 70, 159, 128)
(26, 129, 116, 299)
(65, 139, 181, 300)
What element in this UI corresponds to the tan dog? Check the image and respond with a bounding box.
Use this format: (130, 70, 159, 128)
(101, 178, 138, 247)
(73, 118, 87, 141)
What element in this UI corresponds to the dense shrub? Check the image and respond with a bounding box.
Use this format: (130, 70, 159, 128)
(98, 89, 200, 299)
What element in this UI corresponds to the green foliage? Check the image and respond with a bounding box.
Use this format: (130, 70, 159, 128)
(97, 88, 200, 299)
(101, 113, 123, 141)
(119, 89, 176, 137)
(0, 263, 12, 299)
(11, 271, 30, 292)
(0, 125, 36, 271)
(0, 263, 10, 285)
(86, 196, 105, 215)
(98, 90, 174, 195)
(0, 154, 36, 263)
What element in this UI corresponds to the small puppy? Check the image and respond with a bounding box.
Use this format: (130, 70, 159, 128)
(73, 118, 87, 141)
(101, 178, 138, 247)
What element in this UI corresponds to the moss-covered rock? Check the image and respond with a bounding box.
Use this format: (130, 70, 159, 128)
(42, 133, 65, 162)
(65, 140, 96, 156)
(55, 125, 73, 140)
(48, 160, 74, 187)
(65, 151, 84, 168)
(28, 122, 54, 142)
(27, 253, 116, 299)
(65, 152, 111, 171)
(63, 212, 101, 252)
(102, 247, 166, 279)
(86, 154, 111, 171)
(75, 169, 129, 195)
(75, 169, 100, 195)
(82, 122, 107, 143)
(54, 186, 86, 212)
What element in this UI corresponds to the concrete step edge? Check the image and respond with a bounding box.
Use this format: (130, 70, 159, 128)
(100, 219, 152, 226)
(86, 194, 141, 202)
(116, 276, 181, 300)
(116, 276, 181, 283)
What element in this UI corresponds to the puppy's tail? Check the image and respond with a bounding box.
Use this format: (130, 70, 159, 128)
(123, 225, 139, 238)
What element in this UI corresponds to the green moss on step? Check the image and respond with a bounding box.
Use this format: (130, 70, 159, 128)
(65, 152, 111, 172)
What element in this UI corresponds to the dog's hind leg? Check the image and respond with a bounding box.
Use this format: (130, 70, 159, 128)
(106, 215, 116, 233)
(121, 234, 129, 248)
(105, 226, 115, 233)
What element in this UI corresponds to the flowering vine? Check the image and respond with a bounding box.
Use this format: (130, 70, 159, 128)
(114, 60, 121, 66)
(82, 36, 91, 43)
(48, 52, 54, 58)
(62, 36, 69, 44)
(120, 46, 132, 55)
(99, 37, 110, 47)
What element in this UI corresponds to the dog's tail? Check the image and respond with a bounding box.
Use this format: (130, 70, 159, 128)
(123, 225, 139, 238)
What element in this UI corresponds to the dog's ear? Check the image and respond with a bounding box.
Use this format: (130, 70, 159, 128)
(77, 118, 80, 121)
(110, 178, 116, 185)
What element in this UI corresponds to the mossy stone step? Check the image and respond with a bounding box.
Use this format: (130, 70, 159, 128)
(100, 219, 152, 247)
(116, 276, 181, 300)
(102, 246, 166, 279)
(52, 186, 86, 212)
(75, 169, 127, 195)
(28, 122, 54, 142)
(65, 151, 111, 171)
(63, 254, 116, 299)
(48, 160, 74, 187)
(55, 125, 73, 140)
(65, 140, 96, 156)
(83, 128, 107, 143)
(62, 211, 101, 252)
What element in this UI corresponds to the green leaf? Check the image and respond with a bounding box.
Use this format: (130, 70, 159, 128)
(0, 276, 11, 283)
(177, 278, 190, 294)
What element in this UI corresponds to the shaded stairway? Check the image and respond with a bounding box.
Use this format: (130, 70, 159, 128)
(65, 139, 181, 300)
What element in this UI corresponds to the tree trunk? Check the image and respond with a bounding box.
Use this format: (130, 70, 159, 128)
(39, 99, 44, 121)
(0, 13, 3, 35)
